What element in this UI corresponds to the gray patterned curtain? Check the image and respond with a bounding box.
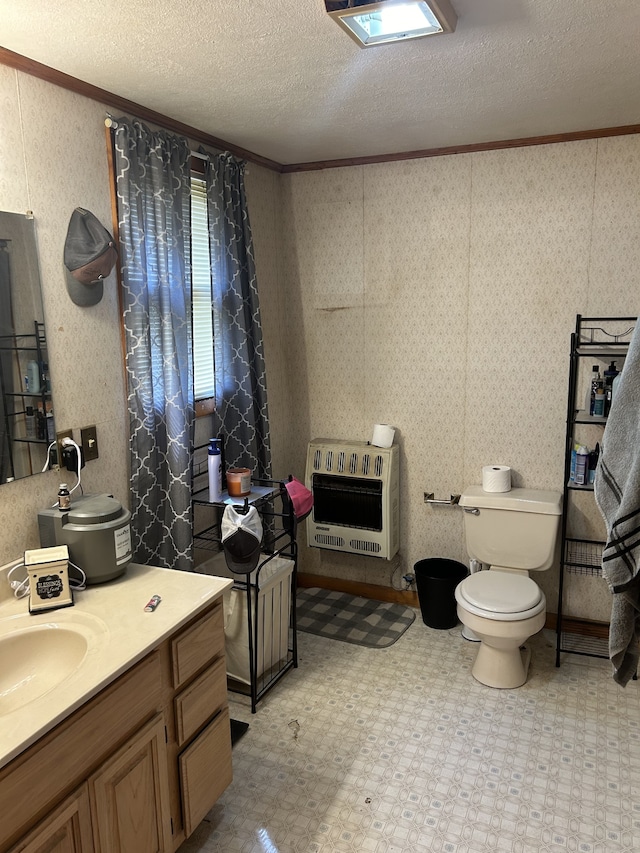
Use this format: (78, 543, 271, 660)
(201, 151, 271, 478)
(113, 118, 194, 572)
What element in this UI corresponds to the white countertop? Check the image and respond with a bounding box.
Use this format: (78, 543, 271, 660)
(0, 562, 232, 770)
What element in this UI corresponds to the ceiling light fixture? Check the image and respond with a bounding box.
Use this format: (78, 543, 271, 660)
(325, 0, 457, 48)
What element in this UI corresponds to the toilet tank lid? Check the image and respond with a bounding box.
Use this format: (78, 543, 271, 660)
(459, 485, 562, 514)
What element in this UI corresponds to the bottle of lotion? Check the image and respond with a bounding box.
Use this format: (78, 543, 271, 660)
(208, 438, 222, 502)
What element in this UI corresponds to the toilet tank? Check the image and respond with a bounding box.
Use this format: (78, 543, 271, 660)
(459, 486, 562, 571)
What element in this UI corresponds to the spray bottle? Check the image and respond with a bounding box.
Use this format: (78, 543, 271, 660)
(208, 438, 222, 503)
(575, 445, 589, 485)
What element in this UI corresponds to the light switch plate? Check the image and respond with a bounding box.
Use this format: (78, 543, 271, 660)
(81, 425, 99, 461)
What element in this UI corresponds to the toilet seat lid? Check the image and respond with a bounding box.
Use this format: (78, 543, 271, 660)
(459, 572, 542, 614)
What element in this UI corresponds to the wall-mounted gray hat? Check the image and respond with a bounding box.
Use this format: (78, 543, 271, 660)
(63, 208, 118, 306)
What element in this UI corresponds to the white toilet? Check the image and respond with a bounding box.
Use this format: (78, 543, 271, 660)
(455, 485, 562, 689)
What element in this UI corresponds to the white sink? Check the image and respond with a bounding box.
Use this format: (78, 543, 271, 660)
(0, 613, 108, 714)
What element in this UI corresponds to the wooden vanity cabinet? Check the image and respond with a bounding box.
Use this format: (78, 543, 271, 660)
(7, 785, 94, 853)
(2, 599, 232, 853)
(166, 598, 232, 842)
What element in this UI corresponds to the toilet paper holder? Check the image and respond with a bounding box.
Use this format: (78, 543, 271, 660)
(424, 492, 461, 506)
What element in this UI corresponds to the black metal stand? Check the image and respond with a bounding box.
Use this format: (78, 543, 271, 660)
(555, 314, 636, 666)
(193, 456, 299, 713)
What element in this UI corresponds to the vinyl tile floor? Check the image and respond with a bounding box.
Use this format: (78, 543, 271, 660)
(177, 616, 640, 853)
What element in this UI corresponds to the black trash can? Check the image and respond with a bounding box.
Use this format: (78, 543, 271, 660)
(414, 558, 468, 629)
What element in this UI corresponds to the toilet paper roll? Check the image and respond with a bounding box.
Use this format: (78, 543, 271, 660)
(371, 424, 395, 448)
(482, 465, 511, 492)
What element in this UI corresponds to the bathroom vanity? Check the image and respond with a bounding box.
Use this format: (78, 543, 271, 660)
(0, 562, 233, 852)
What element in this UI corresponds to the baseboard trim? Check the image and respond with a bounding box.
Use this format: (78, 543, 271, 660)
(296, 575, 610, 637)
(544, 612, 609, 639)
(297, 572, 419, 608)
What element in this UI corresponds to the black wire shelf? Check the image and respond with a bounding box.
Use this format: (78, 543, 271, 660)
(564, 538, 604, 576)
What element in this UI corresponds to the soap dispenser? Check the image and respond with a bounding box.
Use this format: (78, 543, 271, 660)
(208, 438, 222, 502)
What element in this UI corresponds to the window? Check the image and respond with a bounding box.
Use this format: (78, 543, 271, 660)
(190, 174, 215, 404)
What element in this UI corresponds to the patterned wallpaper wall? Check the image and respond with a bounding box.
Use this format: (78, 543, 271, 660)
(1, 62, 639, 624)
(0, 67, 129, 561)
(277, 137, 640, 622)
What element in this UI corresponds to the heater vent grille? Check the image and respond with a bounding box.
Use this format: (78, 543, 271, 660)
(309, 447, 386, 479)
(349, 539, 381, 554)
(314, 533, 345, 548)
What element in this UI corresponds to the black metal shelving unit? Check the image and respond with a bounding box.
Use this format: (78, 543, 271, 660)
(0, 320, 52, 480)
(555, 314, 636, 665)
(192, 444, 298, 712)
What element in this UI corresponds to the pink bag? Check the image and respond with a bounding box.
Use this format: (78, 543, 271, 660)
(285, 476, 314, 521)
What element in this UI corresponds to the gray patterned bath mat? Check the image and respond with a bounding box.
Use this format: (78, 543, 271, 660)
(297, 587, 415, 648)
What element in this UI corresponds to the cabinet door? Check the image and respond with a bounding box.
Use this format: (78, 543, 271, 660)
(8, 785, 94, 853)
(89, 715, 172, 853)
(179, 707, 232, 837)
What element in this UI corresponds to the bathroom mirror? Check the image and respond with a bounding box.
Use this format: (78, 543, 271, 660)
(0, 211, 56, 483)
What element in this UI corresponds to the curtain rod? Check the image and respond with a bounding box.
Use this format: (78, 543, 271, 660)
(105, 114, 218, 160)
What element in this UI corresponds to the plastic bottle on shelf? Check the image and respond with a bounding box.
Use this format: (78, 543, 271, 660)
(36, 405, 46, 440)
(45, 406, 55, 442)
(27, 360, 40, 394)
(588, 443, 600, 485)
(208, 438, 222, 502)
(585, 365, 599, 414)
(603, 361, 619, 415)
(25, 406, 36, 439)
(569, 444, 580, 483)
(575, 445, 589, 485)
(611, 370, 622, 407)
(593, 388, 606, 417)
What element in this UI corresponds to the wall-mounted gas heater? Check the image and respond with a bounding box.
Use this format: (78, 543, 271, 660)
(305, 438, 399, 560)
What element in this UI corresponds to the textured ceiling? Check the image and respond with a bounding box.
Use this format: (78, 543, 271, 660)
(2, 0, 640, 166)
